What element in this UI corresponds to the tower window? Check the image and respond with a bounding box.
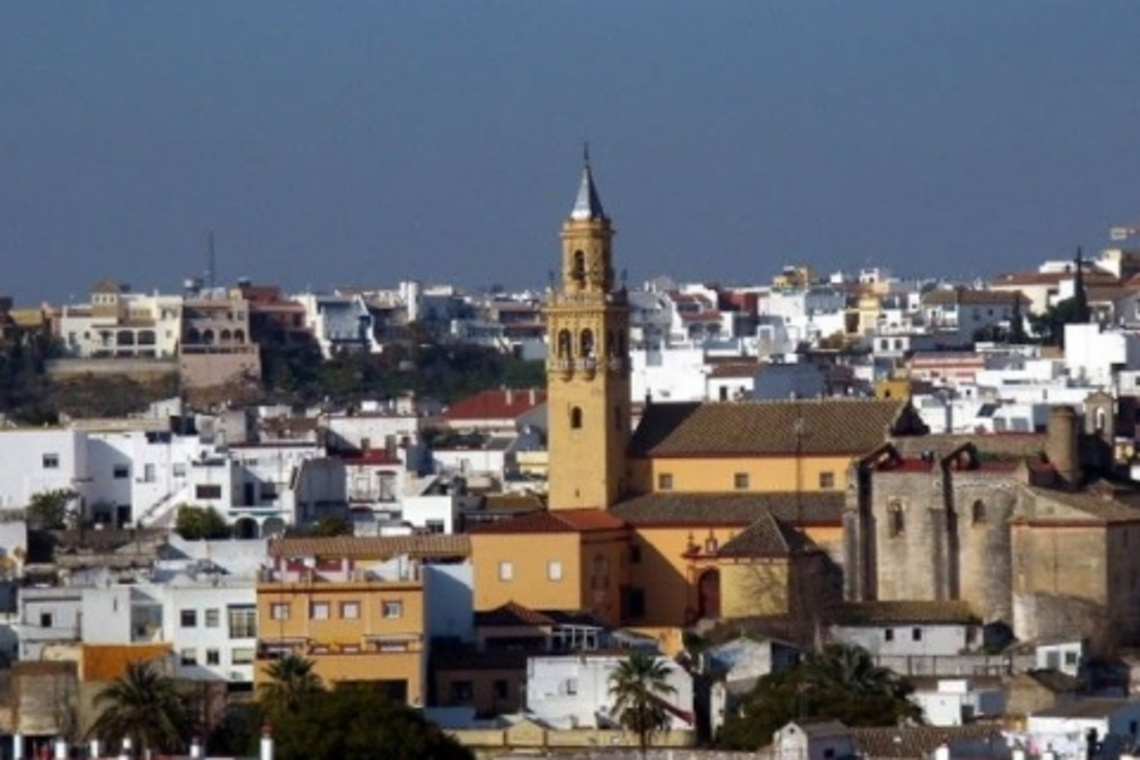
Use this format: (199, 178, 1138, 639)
(572, 250, 586, 284)
(557, 329, 572, 359)
(570, 407, 583, 429)
(734, 473, 749, 490)
(658, 473, 674, 491)
(971, 499, 986, 525)
(889, 502, 905, 538)
(580, 329, 595, 358)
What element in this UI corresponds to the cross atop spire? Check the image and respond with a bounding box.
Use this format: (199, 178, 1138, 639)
(570, 146, 607, 222)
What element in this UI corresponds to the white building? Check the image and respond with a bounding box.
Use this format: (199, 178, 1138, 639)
(524, 653, 694, 732)
(58, 282, 182, 359)
(1065, 323, 1140, 388)
(0, 429, 88, 510)
(1027, 699, 1140, 759)
(912, 678, 1005, 727)
(294, 292, 381, 358)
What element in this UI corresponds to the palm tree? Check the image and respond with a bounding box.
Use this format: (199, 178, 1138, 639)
(804, 643, 922, 725)
(259, 653, 324, 718)
(608, 652, 678, 757)
(87, 661, 195, 756)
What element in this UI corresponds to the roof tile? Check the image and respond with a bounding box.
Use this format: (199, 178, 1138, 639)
(611, 492, 845, 527)
(268, 534, 470, 560)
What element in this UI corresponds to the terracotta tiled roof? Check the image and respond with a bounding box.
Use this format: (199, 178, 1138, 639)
(442, 388, 546, 422)
(850, 725, 1003, 759)
(481, 493, 546, 513)
(610, 492, 844, 527)
(709, 361, 760, 379)
(466, 508, 625, 534)
(474, 601, 604, 628)
(927, 287, 1029, 306)
(629, 398, 918, 457)
(1032, 698, 1133, 719)
(717, 514, 816, 558)
(1025, 668, 1082, 694)
(833, 600, 979, 626)
(993, 270, 1117, 287)
(268, 534, 470, 560)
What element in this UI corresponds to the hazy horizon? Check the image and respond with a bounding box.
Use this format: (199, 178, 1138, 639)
(3, 2, 1140, 304)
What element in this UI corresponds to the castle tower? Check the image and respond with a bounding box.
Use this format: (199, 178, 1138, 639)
(545, 153, 631, 510)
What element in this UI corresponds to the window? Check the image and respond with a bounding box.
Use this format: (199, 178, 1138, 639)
(912, 627, 923, 642)
(42, 453, 59, 469)
(270, 603, 290, 621)
(232, 648, 255, 665)
(143, 463, 156, 483)
(341, 601, 360, 620)
(562, 678, 579, 696)
(195, 484, 222, 500)
(228, 606, 257, 639)
(309, 602, 330, 621)
(180, 649, 197, 666)
(493, 679, 510, 700)
(383, 601, 403, 619)
(498, 561, 514, 581)
(570, 406, 583, 429)
(818, 471, 835, 489)
(425, 520, 445, 534)
(884, 628, 895, 642)
(630, 545, 642, 564)
(180, 610, 197, 628)
(971, 500, 986, 525)
(205, 609, 220, 628)
(627, 588, 646, 619)
(173, 463, 187, 478)
(40, 612, 53, 628)
(1065, 651, 1079, 666)
(450, 680, 474, 703)
(205, 649, 220, 666)
(889, 501, 905, 538)
(657, 473, 674, 491)
(824, 750, 836, 760)
(113, 464, 130, 479)
(547, 561, 563, 581)
(734, 473, 749, 490)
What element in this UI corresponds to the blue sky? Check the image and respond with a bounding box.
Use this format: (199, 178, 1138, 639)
(3, 2, 1140, 303)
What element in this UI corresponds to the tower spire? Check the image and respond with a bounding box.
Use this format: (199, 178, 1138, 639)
(570, 147, 607, 222)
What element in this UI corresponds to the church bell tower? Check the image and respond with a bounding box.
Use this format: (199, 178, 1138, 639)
(545, 152, 631, 510)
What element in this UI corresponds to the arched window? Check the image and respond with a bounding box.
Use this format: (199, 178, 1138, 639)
(234, 329, 246, 343)
(116, 330, 135, 346)
(186, 328, 200, 345)
(889, 501, 905, 538)
(557, 329, 572, 359)
(220, 329, 233, 343)
(202, 329, 215, 345)
(971, 499, 986, 525)
(1096, 407, 1107, 432)
(572, 250, 586, 284)
(580, 329, 595, 358)
(570, 406, 583, 429)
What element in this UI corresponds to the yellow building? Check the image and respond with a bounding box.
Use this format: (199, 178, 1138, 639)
(468, 509, 628, 627)
(255, 535, 469, 706)
(470, 159, 926, 638)
(543, 156, 631, 511)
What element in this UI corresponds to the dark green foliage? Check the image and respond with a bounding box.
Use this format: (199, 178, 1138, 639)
(717, 644, 923, 751)
(87, 662, 197, 754)
(273, 683, 474, 760)
(259, 336, 543, 407)
(291, 515, 354, 537)
(608, 652, 678, 756)
(175, 506, 232, 540)
(1028, 296, 1090, 347)
(26, 489, 79, 531)
(251, 655, 473, 760)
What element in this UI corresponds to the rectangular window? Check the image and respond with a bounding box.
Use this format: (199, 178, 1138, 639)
(425, 520, 445, 534)
(173, 463, 187, 478)
(657, 473, 674, 491)
(205, 649, 220, 666)
(734, 472, 749, 490)
(912, 627, 922, 642)
(40, 612, 53, 628)
(1065, 651, 1079, 666)
(884, 628, 895, 642)
(630, 545, 642, 564)
(383, 601, 403, 619)
(341, 601, 360, 620)
(113, 464, 130, 479)
(195, 484, 222, 500)
(627, 588, 646, 619)
(232, 647, 255, 665)
(42, 453, 59, 469)
(493, 679, 510, 700)
(818, 472, 836, 489)
(269, 603, 290, 621)
(180, 610, 197, 628)
(205, 609, 220, 628)
(498, 561, 514, 581)
(547, 561, 563, 581)
(143, 463, 156, 483)
(180, 649, 197, 666)
(309, 602, 330, 621)
(228, 606, 257, 639)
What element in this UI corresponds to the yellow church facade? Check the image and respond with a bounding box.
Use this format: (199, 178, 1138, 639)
(468, 158, 926, 635)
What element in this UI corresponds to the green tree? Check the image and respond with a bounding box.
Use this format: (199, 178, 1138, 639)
(717, 644, 922, 750)
(86, 661, 196, 756)
(1028, 295, 1090, 347)
(258, 654, 324, 719)
(273, 682, 473, 760)
(608, 652, 678, 757)
(175, 505, 232, 540)
(26, 488, 79, 531)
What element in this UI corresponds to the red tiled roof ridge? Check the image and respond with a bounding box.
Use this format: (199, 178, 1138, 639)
(467, 507, 625, 534)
